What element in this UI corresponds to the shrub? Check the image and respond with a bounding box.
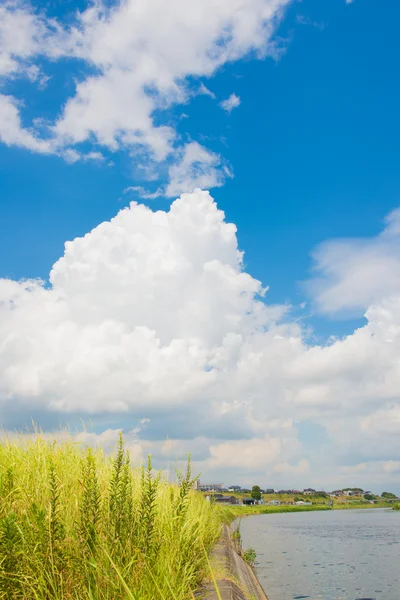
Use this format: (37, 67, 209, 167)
(243, 547, 257, 567)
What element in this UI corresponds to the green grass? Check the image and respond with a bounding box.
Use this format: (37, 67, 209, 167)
(393, 503, 400, 511)
(0, 433, 226, 600)
(223, 504, 332, 517)
(221, 502, 391, 516)
(333, 502, 390, 510)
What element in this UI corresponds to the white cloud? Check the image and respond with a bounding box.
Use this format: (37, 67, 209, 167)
(0, 94, 53, 153)
(273, 459, 310, 475)
(384, 461, 400, 474)
(305, 208, 400, 317)
(208, 436, 282, 470)
(61, 148, 105, 164)
(124, 143, 231, 198)
(1, 191, 400, 489)
(0, 2, 47, 78)
(220, 93, 241, 113)
(0, 0, 289, 192)
(296, 15, 325, 31)
(123, 186, 162, 201)
(0, 94, 106, 158)
(165, 143, 231, 197)
(198, 83, 216, 99)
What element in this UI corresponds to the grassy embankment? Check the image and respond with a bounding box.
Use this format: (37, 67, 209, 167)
(333, 501, 391, 509)
(215, 491, 393, 513)
(393, 503, 400, 510)
(221, 501, 393, 518)
(0, 434, 228, 600)
(224, 504, 332, 517)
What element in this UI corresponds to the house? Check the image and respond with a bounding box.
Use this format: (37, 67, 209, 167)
(214, 495, 239, 505)
(267, 500, 280, 506)
(242, 498, 256, 506)
(265, 488, 275, 494)
(228, 485, 241, 492)
(303, 488, 316, 495)
(198, 482, 224, 492)
(343, 489, 363, 496)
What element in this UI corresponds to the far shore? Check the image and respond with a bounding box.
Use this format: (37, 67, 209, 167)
(224, 502, 393, 517)
(199, 488, 397, 513)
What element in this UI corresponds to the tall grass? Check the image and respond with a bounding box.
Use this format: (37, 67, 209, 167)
(0, 433, 224, 600)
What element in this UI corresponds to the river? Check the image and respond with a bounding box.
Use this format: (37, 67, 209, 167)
(239, 508, 400, 600)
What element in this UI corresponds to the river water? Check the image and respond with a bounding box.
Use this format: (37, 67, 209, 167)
(239, 509, 400, 600)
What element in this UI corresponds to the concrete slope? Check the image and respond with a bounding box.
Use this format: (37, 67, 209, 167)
(201, 525, 268, 600)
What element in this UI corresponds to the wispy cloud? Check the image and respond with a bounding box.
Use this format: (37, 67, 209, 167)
(220, 93, 241, 113)
(305, 208, 400, 317)
(296, 15, 325, 31)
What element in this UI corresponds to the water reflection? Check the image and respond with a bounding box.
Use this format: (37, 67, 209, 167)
(239, 509, 400, 600)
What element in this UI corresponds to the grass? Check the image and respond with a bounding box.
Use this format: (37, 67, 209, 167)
(0, 433, 227, 600)
(393, 503, 400, 511)
(333, 502, 389, 510)
(224, 504, 332, 518)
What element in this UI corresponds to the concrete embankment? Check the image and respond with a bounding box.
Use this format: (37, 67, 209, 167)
(201, 525, 268, 600)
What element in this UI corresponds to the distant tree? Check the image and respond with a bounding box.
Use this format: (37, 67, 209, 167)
(364, 494, 375, 501)
(251, 485, 262, 501)
(382, 492, 397, 499)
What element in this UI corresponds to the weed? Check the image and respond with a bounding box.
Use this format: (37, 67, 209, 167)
(243, 547, 257, 568)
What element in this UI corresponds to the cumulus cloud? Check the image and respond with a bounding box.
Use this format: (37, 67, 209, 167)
(220, 93, 241, 113)
(1, 191, 400, 489)
(305, 208, 400, 317)
(0, 0, 289, 192)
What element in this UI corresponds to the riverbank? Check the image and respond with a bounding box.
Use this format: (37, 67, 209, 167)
(201, 524, 268, 600)
(225, 503, 332, 516)
(220, 502, 393, 518)
(334, 501, 392, 509)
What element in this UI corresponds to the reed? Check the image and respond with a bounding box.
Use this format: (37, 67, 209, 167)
(0, 433, 224, 600)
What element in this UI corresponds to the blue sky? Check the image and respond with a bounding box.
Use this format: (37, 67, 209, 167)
(2, 0, 399, 325)
(2, 0, 400, 492)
